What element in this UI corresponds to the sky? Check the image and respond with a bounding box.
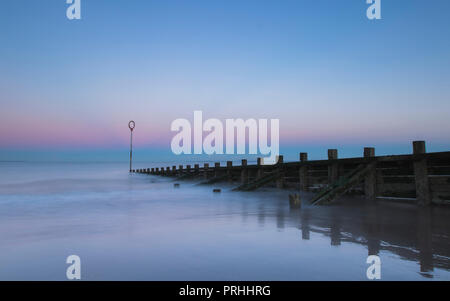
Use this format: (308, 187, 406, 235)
(0, 0, 450, 162)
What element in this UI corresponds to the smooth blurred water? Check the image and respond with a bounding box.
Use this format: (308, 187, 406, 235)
(0, 162, 449, 280)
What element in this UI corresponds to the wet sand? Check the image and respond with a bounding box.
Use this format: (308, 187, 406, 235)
(0, 162, 449, 280)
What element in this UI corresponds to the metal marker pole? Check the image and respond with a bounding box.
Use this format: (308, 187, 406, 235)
(128, 121, 135, 172)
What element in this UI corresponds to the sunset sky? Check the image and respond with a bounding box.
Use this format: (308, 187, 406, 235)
(1, 0, 450, 162)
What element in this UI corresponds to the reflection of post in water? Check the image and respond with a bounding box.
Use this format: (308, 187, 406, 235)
(257, 204, 265, 227)
(301, 209, 310, 240)
(418, 207, 433, 274)
(365, 204, 381, 256)
(330, 214, 341, 246)
(276, 201, 285, 230)
(241, 202, 249, 224)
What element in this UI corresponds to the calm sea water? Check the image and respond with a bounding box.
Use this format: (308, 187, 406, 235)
(0, 162, 449, 280)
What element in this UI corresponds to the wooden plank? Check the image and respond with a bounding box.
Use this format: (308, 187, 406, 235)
(378, 183, 416, 192)
(382, 176, 415, 184)
(428, 166, 450, 175)
(233, 171, 278, 191)
(311, 164, 373, 206)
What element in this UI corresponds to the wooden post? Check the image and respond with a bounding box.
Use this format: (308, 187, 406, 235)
(172, 166, 176, 176)
(276, 155, 284, 189)
(204, 163, 209, 179)
(156, 167, 159, 174)
(241, 159, 248, 185)
(256, 157, 263, 179)
(299, 152, 308, 191)
(227, 161, 233, 182)
(166, 167, 170, 175)
(186, 165, 191, 176)
(413, 141, 431, 206)
(215, 162, 220, 178)
(328, 149, 339, 184)
(178, 165, 183, 176)
(364, 147, 376, 200)
(194, 164, 200, 175)
(160, 167, 164, 175)
(151, 168, 154, 174)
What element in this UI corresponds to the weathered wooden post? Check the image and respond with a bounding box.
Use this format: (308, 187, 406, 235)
(156, 167, 159, 174)
(227, 161, 233, 182)
(172, 166, 176, 176)
(161, 167, 165, 175)
(194, 164, 200, 175)
(276, 155, 284, 189)
(214, 162, 220, 178)
(186, 165, 191, 176)
(256, 157, 263, 179)
(241, 159, 248, 185)
(166, 167, 170, 175)
(328, 149, 339, 184)
(413, 141, 431, 206)
(178, 165, 183, 176)
(151, 168, 154, 174)
(299, 152, 309, 191)
(204, 163, 209, 179)
(364, 147, 376, 200)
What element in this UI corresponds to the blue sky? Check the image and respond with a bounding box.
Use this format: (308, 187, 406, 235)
(0, 0, 449, 162)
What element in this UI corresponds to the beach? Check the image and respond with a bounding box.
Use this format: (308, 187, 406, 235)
(0, 161, 449, 280)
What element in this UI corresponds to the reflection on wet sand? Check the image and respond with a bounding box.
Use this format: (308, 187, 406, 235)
(2, 163, 448, 280)
(248, 193, 450, 278)
(418, 208, 433, 275)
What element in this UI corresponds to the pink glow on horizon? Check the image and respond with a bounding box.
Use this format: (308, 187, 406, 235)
(1, 106, 448, 149)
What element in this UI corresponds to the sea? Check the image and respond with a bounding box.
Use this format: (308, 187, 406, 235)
(0, 161, 449, 280)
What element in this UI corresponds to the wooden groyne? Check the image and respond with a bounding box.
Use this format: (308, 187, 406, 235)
(132, 141, 450, 206)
